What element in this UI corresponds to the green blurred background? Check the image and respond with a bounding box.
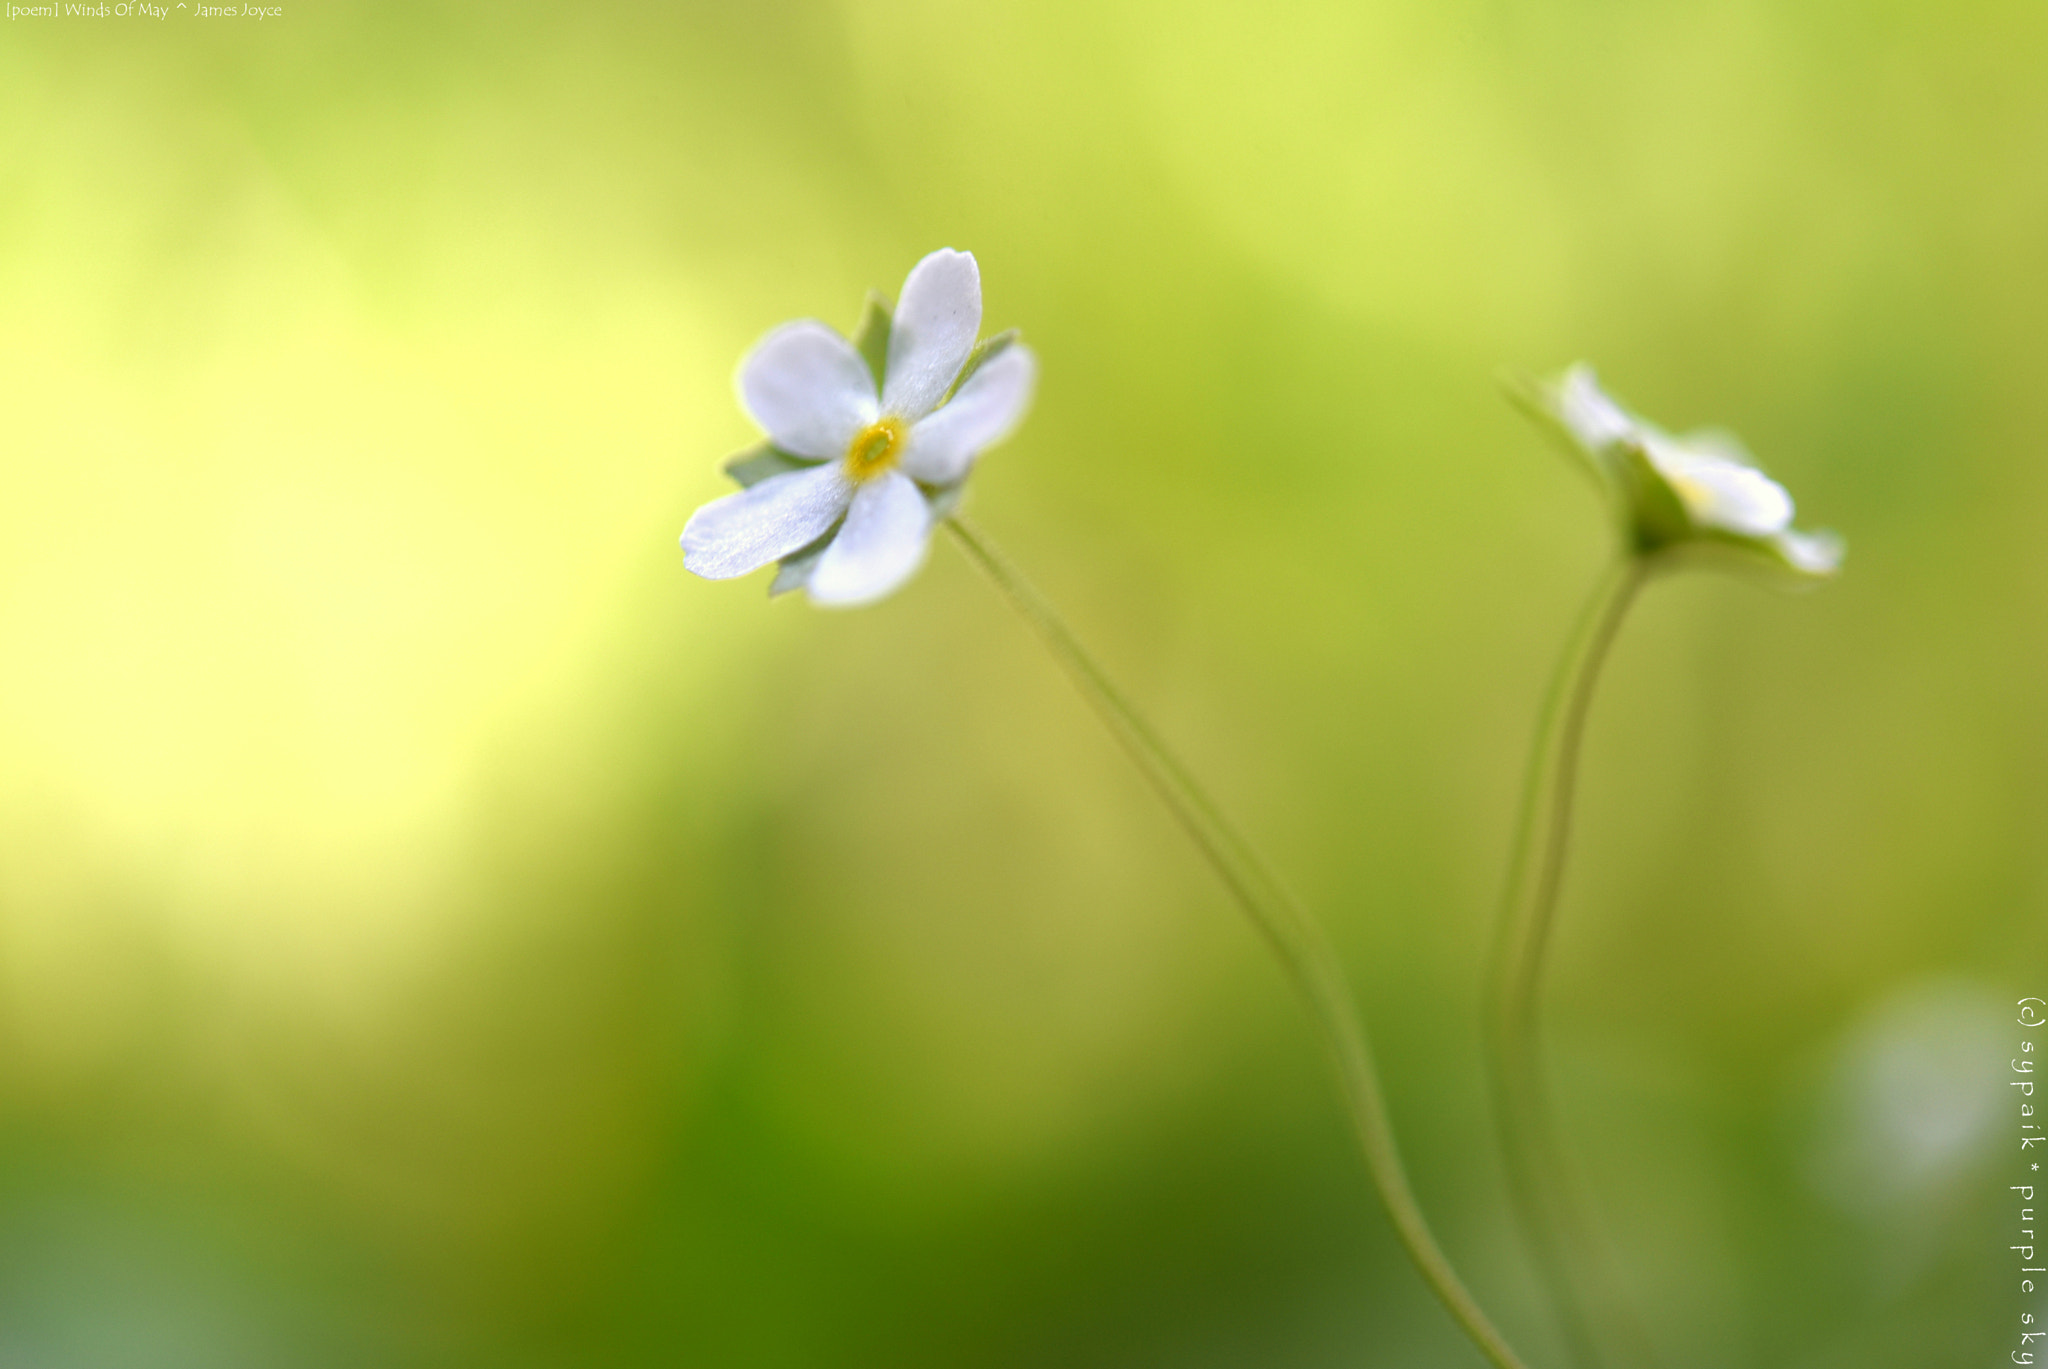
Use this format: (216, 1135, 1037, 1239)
(1, 1, 2042, 1364)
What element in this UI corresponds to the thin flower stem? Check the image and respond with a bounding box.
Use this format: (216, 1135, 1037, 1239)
(945, 513, 1535, 1369)
(1483, 555, 1650, 1369)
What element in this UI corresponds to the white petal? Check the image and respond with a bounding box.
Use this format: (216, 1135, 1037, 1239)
(1775, 528, 1845, 576)
(806, 471, 932, 607)
(897, 344, 1037, 486)
(1556, 364, 1643, 452)
(882, 249, 982, 421)
(738, 321, 878, 459)
(681, 463, 853, 580)
(1647, 440, 1794, 536)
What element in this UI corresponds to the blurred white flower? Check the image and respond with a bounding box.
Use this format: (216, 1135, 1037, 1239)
(682, 248, 1037, 607)
(1524, 364, 1843, 577)
(1806, 979, 2005, 1216)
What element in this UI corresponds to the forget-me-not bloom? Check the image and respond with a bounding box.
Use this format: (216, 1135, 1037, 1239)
(682, 249, 1037, 606)
(1526, 363, 1842, 577)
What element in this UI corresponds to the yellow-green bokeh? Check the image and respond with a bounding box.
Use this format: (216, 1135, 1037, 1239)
(1, 1, 2043, 1364)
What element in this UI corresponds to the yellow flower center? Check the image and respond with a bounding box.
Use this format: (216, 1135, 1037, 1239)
(844, 417, 907, 483)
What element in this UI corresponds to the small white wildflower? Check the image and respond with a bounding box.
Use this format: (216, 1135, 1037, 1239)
(1525, 363, 1843, 577)
(682, 248, 1037, 607)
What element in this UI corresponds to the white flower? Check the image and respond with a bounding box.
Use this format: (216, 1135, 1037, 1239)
(681, 248, 1037, 607)
(1527, 363, 1843, 577)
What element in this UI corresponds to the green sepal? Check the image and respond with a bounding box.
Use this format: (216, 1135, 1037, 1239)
(769, 523, 838, 597)
(945, 329, 1019, 404)
(724, 443, 817, 490)
(1499, 369, 1611, 495)
(1616, 445, 1697, 553)
(852, 291, 892, 392)
(1498, 368, 1707, 552)
(922, 482, 967, 522)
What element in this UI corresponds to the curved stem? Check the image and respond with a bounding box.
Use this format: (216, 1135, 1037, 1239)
(946, 514, 1535, 1369)
(1483, 555, 1649, 1369)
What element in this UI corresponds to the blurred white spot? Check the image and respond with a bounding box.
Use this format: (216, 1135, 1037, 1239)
(1807, 979, 2006, 1214)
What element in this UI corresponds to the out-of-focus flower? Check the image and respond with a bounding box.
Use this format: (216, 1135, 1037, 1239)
(1516, 364, 1842, 577)
(1806, 979, 2005, 1215)
(682, 248, 1037, 607)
